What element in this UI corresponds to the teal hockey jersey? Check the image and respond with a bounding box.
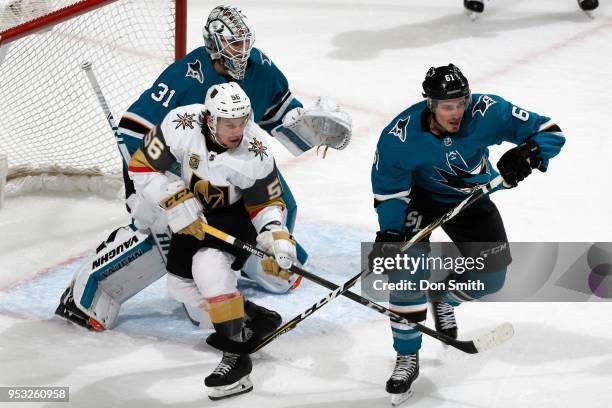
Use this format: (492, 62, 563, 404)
(372, 94, 565, 233)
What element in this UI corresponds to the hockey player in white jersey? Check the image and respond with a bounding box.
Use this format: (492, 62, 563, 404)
(55, 4, 351, 332)
(126, 82, 296, 400)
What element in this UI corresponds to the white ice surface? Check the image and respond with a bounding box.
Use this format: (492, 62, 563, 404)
(1, 0, 612, 407)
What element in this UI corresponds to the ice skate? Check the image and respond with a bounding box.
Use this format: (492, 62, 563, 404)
(464, 0, 484, 21)
(578, 0, 598, 18)
(386, 352, 419, 406)
(431, 301, 457, 346)
(205, 352, 253, 400)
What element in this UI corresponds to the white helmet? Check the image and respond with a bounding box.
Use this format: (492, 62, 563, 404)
(202, 6, 255, 80)
(203, 82, 251, 146)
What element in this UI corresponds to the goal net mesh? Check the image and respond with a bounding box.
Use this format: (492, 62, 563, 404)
(0, 0, 182, 196)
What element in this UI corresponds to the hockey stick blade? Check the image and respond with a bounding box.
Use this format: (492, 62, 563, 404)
(471, 322, 514, 352)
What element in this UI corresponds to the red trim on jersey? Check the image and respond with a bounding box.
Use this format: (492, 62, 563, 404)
(128, 166, 155, 173)
(206, 291, 242, 304)
(249, 207, 265, 219)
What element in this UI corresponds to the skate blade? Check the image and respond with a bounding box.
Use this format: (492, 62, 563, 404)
(208, 376, 253, 401)
(390, 389, 414, 406)
(582, 10, 595, 19)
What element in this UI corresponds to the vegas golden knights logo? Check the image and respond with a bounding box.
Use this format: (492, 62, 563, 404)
(189, 173, 229, 210)
(189, 153, 200, 170)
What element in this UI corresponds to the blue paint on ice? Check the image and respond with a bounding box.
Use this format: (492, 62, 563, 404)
(0, 222, 383, 345)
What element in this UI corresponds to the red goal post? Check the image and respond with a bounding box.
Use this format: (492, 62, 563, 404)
(0, 0, 187, 197)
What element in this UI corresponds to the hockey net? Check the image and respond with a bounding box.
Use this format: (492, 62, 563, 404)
(0, 0, 186, 197)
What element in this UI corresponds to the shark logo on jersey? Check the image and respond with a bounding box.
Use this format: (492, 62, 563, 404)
(173, 112, 196, 130)
(186, 60, 204, 84)
(434, 152, 490, 194)
(472, 95, 497, 118)
(248, 137, 268, 160)
(443, 137, 453, 146)
(259, 51, 272, 66)
(389, 116, 410, 142)
(446, 150, 468, 168)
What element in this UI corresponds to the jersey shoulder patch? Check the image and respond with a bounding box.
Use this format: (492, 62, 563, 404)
(170, 111, 198, 131)
(471, 94, 498, 118)
(384, 103, 423, 144)
(388, 115, 411, 142)
(251, 48, 274, 67)
(159, 104, 205, 152)
(185, 59, 205, 84)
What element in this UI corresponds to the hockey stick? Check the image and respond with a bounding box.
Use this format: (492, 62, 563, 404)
(201, 175, 513, 353)
(81, 61, 171, 263)
(400, 175, 506, 252)
(197, 217, 363, 353)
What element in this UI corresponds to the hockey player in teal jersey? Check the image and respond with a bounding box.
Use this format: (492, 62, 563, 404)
(119, 5, 352, 232)
(370, 64, 565, 405)
(55, 5, 351, 333)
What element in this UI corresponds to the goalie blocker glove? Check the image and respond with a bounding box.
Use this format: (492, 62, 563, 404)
(496, 139, 542, 187)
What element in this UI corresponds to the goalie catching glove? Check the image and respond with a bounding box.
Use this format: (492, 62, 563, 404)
(272, 97, 352, 156)
(256, 224, 297, 281)
(159, 181, 206, 239)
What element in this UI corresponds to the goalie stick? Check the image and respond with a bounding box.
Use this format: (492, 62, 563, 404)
(201, 175, 514, 353)
(81, 61, 171, 263)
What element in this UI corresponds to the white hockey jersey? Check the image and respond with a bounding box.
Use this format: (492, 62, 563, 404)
(128, 103, 286, 230)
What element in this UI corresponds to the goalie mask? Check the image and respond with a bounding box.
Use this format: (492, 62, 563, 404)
(203, 82, 252, 148)
(203, 6, 255, 80)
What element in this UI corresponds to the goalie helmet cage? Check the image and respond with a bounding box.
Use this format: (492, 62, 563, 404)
(0, 0, 187, 197)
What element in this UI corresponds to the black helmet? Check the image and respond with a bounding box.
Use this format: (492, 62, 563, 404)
(422, 64, 470, 109)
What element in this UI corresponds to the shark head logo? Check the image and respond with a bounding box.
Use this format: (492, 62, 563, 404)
(434, 151, 491, 193)
(259, 51, 272, 66)
(388, 116, 410, 142)
(186, 60, 204, 84)
(472, 94, 497, 118)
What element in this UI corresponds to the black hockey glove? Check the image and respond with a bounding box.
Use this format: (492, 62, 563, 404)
(368, 230, 405, 274)
(496, 139, 542, 187)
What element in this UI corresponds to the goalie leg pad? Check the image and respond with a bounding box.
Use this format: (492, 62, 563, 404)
(71, 225, 166, 328)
